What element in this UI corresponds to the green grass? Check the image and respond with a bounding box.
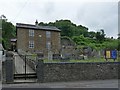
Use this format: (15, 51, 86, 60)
(44, 59, 61, 63)
(43, 57, 119, 63)
(70, 58, 118, 63)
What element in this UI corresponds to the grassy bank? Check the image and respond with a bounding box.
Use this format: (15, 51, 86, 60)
(43, 58, 119, 63)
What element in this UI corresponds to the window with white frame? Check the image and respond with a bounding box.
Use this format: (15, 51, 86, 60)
(46, 31, 51, 38)
(29, 29, 34, 37)
(29, 41, 34, 48)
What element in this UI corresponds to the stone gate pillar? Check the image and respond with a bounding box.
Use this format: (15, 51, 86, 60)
(36, 53, 44, 83)
(5, 52, 14, 84)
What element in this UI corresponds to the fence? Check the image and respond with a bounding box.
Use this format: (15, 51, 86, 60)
(4, 51, 44, 83)
(18, 54, 37, 71)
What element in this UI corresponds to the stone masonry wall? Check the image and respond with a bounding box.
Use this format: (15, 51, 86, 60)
(42, 62, 119, 82)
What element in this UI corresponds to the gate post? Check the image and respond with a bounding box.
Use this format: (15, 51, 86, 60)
(36, 54, 44, 83)
(5, 52, 14, 84)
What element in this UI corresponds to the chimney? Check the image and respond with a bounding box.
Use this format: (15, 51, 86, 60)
(35, 19, 38, 25)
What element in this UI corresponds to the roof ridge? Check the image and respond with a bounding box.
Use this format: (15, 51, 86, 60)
(16, 23, 35, 26)
(16, 23, 61, 31)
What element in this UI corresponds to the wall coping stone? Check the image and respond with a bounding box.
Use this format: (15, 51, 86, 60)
(44, 62, 120, 64)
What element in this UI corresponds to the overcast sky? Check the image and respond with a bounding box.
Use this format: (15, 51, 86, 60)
(0, 0, 119, 38)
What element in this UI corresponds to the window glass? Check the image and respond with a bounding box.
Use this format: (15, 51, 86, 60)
(46, 31, 51, 38)
(46, 41, 51, 49)
(29, 30, 34, 36)
(29, 41, 34, 48)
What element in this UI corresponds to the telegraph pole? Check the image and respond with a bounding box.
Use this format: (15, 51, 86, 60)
(0, 16, 2, 44)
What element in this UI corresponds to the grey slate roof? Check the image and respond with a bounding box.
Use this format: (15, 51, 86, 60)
(16, 23, 61, 32)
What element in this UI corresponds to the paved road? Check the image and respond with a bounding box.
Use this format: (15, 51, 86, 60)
(2, 79, 119, 88)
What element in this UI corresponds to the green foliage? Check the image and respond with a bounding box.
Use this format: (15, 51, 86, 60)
(88, 31, 96, 38)
(2, 18, 117, 51)
(39, 19, 89, 38)
(96, 29, 106, 42)
(103, 38, 118, 49)
(72, 34, 118, 50)
(55, 20, 74, 37)
(2, 19, 16, 49)
(118, 39, 120, 50)
(72, 35, 87, 45)
(61, 36, 75, 44)
(43, 58, 118, 63)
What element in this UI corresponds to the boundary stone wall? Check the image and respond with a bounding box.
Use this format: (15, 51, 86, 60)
(42, 62, 119, 82)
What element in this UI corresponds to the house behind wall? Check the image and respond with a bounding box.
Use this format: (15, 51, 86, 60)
(16, 23, 61, 59)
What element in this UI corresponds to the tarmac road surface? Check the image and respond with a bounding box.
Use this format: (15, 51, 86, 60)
(2, 79, 119, 88)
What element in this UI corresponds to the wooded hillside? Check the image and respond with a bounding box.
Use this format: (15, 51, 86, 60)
(2, 19, 119, 50)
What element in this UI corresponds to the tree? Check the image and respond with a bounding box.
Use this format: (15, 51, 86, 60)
(77, 25, 88, 37)
(72, 35, 87, 45)
(38, 19, 89, 38)
(37, 20, 118, 51)
(88, 31, 96, 38)
(100, 29, 105, 38)
(54, 20, 74, 37)
(96, 29, 106, 42)
(118, 39, 120, 51)
(38, 22, 48, 26)
(2, 18, 16, 49)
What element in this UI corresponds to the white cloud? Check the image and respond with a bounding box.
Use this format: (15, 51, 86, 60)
(0, 0, 119, 38)
(76, 2, 118, 38)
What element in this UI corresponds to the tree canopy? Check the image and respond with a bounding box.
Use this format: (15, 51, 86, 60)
(2, 19, 16, 49)
(1, 18, 118, 50)
(38, 19, 118, 50)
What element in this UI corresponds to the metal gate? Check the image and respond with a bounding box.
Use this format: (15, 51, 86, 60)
(13, 54, 37, 82)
